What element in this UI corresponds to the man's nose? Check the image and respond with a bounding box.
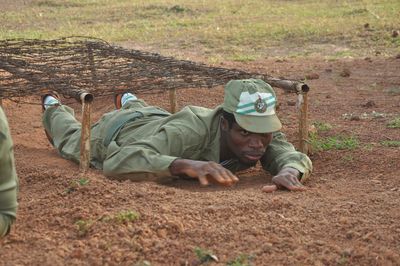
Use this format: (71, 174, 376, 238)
(248, 136, 265, 149)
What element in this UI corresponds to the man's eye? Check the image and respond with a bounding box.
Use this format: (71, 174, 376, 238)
(240, 130, 250, 136)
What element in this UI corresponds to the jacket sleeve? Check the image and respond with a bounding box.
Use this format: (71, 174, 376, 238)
(0, 108, 18, 237)
(260, 132, 312, 181)
(102, 118, 208, 179)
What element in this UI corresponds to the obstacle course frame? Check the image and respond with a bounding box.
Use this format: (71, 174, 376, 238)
(0, 37, 310, 171)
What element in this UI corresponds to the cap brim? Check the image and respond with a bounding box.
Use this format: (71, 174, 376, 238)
(234, 113, 282, 133)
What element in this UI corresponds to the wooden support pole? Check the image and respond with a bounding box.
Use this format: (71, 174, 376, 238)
(79, 92, 94, 172)
(298, 92, 309, 154)
(169, 88, 178, 113)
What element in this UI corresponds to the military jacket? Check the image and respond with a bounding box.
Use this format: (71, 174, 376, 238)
(0, 107, 18, 237)
(101, 101, 312, 180)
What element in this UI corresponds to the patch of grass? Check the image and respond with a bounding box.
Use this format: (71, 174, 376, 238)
(77, 178, 90, 186)
(227, 254, 254, 266)
(344, 8, 369, 16)
(101, 210, 140, 224)
(312, 121, 333, 132)
(332, 50, 355, 58)
(64, 177, 90, 194)
(75, 219, 94, 237)
(228, 53, 257, 62)
(168, 5, 187, 14)
(380, 140, 400, 147)
(35, 0, 86, 8)
(310, 134, 359, 151)
(337, 254, 349, 265)
(337, 249, 352, 265)
(288, 50, 313, 58)
(207, 55, 223, 65)
(115, 210, 140, 223)
(342, 111, 387, 120)
(387, 117, 400, 128)
(75, 210, 140, 236)
(194, 247, 218, 264)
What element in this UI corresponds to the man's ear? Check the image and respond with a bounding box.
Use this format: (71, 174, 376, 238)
(220, 117, 229, 131)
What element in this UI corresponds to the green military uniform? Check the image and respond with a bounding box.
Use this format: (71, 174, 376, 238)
(0, 106, 18, 237)
(42, 99, 312, 180)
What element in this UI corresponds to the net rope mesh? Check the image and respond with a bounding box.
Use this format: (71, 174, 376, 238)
(0, 36, 306, 99)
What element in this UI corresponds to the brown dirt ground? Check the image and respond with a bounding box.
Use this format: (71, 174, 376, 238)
(1, 56, 400, 266)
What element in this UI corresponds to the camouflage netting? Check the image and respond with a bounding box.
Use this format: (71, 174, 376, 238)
(0, 36, 308, 100)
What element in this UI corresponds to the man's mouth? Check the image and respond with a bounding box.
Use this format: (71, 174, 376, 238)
(243, 152, 264, 161)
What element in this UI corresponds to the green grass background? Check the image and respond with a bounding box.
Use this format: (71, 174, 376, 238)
(1, 0, 399, 59)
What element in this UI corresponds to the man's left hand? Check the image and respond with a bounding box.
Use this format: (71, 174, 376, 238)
(262, 168, 306, 193)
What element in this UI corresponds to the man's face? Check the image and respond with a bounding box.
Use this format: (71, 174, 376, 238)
(221, 119, 273, 165)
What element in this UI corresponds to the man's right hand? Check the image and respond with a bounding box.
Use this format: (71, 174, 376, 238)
(169, 159, 239, 186)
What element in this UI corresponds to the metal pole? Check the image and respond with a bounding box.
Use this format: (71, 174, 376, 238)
(78, 44, 96, 172)
(298, 91, 309, 154)
(79, 92, 94, 171)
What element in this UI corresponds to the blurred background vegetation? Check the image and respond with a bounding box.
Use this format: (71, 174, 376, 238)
(1, 0, 399, 61)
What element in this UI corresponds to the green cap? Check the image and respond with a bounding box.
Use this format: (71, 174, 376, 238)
(222, 79, 282, 133)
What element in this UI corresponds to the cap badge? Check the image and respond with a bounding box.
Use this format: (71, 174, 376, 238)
(254, 95, 267, 113)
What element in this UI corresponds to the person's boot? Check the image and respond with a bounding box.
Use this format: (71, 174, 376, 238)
(41, 92, 61, 145)
(114, 92, 137, 109)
